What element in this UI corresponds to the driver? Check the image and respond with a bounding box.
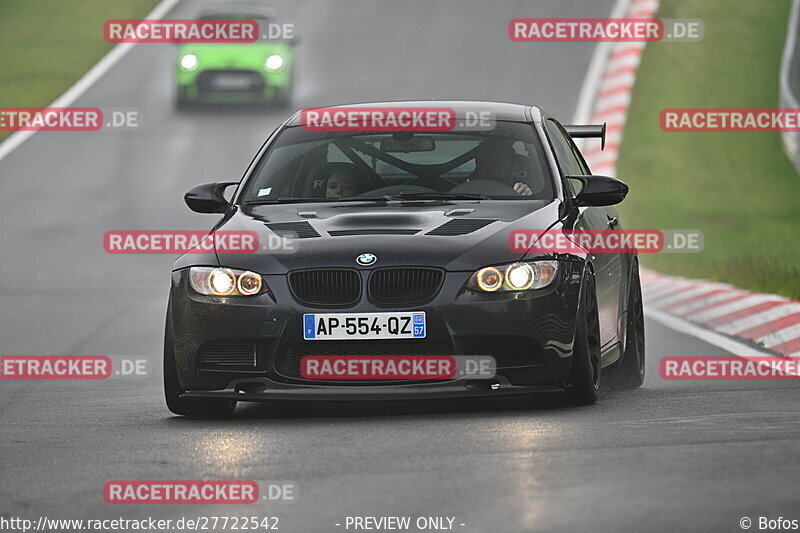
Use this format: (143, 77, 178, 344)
(325, 169, 361, 198)
(470, 140, 532, 196)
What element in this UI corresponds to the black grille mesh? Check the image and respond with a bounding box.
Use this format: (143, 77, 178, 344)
(288, 269, 361, 306)
(196, 70, 265, 93)
(369, 268, 443, 305)
(197, 341, 256, 367)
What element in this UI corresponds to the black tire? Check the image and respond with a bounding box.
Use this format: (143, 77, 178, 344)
(609, 261, 646, 389)
(272, 67, 294, 109)
(565, 273, 602, 405)
(272, 86, 292, 109)
(175, 87, 192, 111)
(163, 314, 236, 418)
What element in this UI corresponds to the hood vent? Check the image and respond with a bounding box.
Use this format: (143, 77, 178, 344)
(266, 221, 320, 239)
(426, 218, 496, 236)
(328, 229, 420, 236)
(445, 208, 475, 217)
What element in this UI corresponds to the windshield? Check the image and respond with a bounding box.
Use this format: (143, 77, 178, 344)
(199, 14, 276, 42)
(240, 121, 554, 203)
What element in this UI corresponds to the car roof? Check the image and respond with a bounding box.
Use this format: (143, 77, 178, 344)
(198, 1, 276, 18)
(286, 101, 546, 126)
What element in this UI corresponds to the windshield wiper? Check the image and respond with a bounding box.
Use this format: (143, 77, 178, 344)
(244, 192, 490, 206)
(244, 197, 341, 205)
(352, 192, 490, 202)
(394, 192, 490, 200)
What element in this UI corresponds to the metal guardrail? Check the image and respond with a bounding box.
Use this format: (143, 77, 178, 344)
(780, 0, 800, 174)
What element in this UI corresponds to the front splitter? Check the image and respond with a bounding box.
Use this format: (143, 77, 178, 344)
(181, 375, 565, 402)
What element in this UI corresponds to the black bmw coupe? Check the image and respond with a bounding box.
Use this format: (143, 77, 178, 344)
(164, 101, 645, 417)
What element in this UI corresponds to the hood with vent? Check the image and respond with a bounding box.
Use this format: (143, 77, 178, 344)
(177, 199, 563, 273)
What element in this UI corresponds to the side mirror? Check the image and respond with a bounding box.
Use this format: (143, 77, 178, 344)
(184, 182, 237, 213)
(566, 175, 629, 207)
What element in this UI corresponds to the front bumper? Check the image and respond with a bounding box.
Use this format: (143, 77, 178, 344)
(182, 375, 565, 402)
(177, 68, 289, 103)
(168, 260, 584, 401)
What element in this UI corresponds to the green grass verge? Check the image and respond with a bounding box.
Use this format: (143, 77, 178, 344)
(0, 0, 160, 142)
(617, 0, 800, 299)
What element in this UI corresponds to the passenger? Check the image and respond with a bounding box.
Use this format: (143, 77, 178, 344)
(511, 154, 530, 182)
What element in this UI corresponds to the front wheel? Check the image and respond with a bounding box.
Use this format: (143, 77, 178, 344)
(175, 86, 192, 111)
(565, 273, 602, 405)
(163, 315, 236, 418)
(271, 86, 292, 109)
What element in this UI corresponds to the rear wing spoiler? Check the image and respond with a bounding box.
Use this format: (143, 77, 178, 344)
(563, 123, 606, 151)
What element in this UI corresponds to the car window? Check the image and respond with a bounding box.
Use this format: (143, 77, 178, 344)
(545, 119, 585, 177)
(240, 121, 556, 202)
(558, 124, 592, 175)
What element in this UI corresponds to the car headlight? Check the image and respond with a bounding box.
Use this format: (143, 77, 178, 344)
(179, 53, 198, 71)
(265, 54, 285, 71)
(467, 261, 558, 293)
(189, 267, 265, 296)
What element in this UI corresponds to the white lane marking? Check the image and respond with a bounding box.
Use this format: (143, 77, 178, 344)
(647, 309, 781, 359)
(686, 294, 788, 323)
(717, 304, 800, 335)
(0, 0, 181, 164)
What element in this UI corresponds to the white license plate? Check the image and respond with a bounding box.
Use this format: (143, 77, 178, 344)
(211, 75, 254, 90)
(303, 312, 426, 340)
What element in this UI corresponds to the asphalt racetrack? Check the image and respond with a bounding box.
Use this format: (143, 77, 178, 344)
(0, 1, 798, 531)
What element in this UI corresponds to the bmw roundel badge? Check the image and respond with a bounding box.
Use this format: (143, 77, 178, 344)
(356, 253, 377, 266)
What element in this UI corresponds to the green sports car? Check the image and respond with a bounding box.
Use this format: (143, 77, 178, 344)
(175, 6, 296, 108)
